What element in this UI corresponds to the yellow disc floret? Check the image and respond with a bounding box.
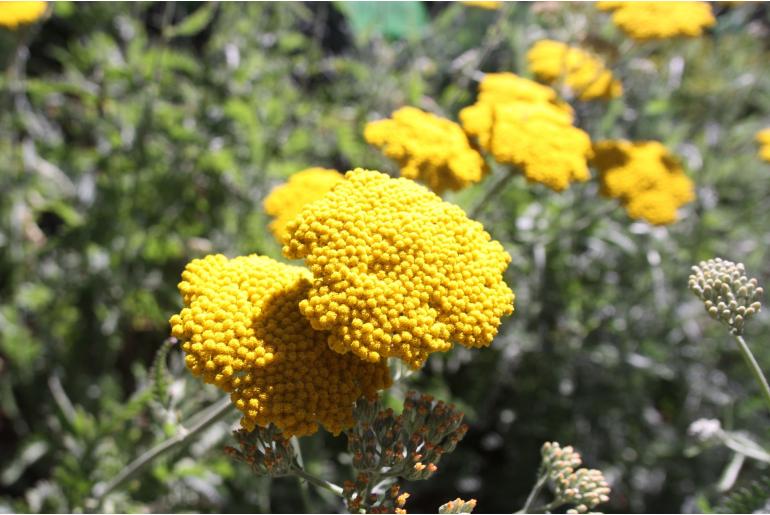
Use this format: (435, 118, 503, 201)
(756, 128, 770, 163)
(364, 107, 486, 194)
(597, 2, 715, 41)
(527, 40, 622, 101)
(0, 1, 46, 28)
(263, 167, 344, 241)
(281, 169, 514, 370)
(592, 140, 695, 225)
(169, 254, 391, 437)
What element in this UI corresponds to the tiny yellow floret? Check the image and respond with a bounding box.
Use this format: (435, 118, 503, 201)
(592, 140, 695, 225)
(0, 1, 47, 28)
(263, 167, 344, 242)
(282, 169, 514, 370)
(756, 128, 770, 163)
(170, 254, 391, 436)
(597, 2, 715, 41)
(527, 40, 622, 101)
(364, 107, 487, 194)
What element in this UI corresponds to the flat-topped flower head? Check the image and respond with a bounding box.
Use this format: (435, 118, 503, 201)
(0, 1, 47, 29)
(473, 72, 573, 113)
(364, 107, 486, 194)
(281, 169, 514, 370)
(527, 40, 622, 101)
(169, 254, 391, 436)
(593, 140, 695, 225)
(756, 128, 770, 163)
(597, 2, 715, 41)
(263, 167, 344, 241)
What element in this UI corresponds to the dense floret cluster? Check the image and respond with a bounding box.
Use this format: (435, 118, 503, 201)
(169, 254, 391, 436)
(364, 107, 486, 194)
(592, 140, 695, 225)
(282, 169, 514, 369)
(527, 40, 622, 101)
(757, 128, 770, 162)
(263, 167, 344, 241)
(598, 1, 715, 41)
(460, 76, 591, 191)
(0, 1, 47, 28)
(541, 442, 611, 514)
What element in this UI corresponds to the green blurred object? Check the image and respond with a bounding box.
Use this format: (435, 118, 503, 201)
(335, 1, 429, 41)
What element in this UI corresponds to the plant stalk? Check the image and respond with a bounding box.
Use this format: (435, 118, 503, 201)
(733, 334, 770, 413)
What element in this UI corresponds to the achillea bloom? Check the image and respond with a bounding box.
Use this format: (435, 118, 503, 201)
(169, 254, 391, 436)
(461, 88, 591, 191)
(592, 140, 695, 225)
(756, 128, 770, 162)
(473, 72, 573, 114)
(0, 1, 47, 28)
(282, 169, 514, 370)
(597, 2, 715, 40)
(263, 167, 344, 241)
(364, 107, 486, 194)
(527, 40, 622, 101)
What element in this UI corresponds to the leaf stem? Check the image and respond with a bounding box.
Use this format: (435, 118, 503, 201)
(517, 471, 548, 513)
(733, 334, 770, 414)
(290, 465, 345, 498)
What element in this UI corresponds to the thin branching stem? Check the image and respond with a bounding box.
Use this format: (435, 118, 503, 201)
(290, 465, 345, 498)
(517, 471, 548, 514)
(733, 334, 770, 413)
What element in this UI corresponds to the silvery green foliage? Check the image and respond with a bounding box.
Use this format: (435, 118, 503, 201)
(689, 258, 763, 335)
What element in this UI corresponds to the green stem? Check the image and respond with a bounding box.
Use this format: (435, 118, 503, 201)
(517, 472, 548, 514)
(89, 396, 234, 504)
(291, 437, 313, 512)
(733, 334, 770, 414)
(290, 465, 345, 498)
(470, 171, 515, 219)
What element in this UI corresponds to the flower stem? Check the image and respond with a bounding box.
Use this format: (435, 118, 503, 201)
(733, 334, 770, 413)
(517, 472, 548, 513)
(290, 465, 345, 498)
(89, 396, 234, 505)
(470, 171, 515, 219)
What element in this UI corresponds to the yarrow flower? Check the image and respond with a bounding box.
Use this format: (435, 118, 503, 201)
(541, 442, 611, 514)
(460, 74, 591, 191)
(527, 40, 622, 101)
(756, 128, 770, 163)
(169, 254, 391, 436)
(281, 169, 514, 369)
(592, 140, 695, 225)
(461, 1, 502, 9)
(597, 1, 715, 41)
(689, 258, 763, 335)
(364, 107, 486, 194)
(263, 167, 344, 241)
(0, 1, 46, 28)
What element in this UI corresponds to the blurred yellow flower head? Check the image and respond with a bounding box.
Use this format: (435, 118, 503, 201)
(263, 167, 344, 242)
(593, 140, 695, 225)
(0, 1, 47, 28)
(364, 106, 487, 194)
(461, 1, 503, 10)
(460, 73, 591, 191)
(170, 254, 391, 437)
(527, 40, 622, 101)
(756, 128, 770, 162)
(597, 1, 715, 40)
(282, 169, 514, 370)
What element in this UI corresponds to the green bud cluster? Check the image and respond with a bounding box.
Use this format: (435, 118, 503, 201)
(224, 424, 296, 477)
(689, 258, 763, 335)
(439, 497, 477, 514)
(343, 391, 468, 513)
(541, 442, 611, 514)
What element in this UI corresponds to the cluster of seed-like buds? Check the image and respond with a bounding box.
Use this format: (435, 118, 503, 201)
(224, 424, 296, 477)
(438, 498, 477, 514)
(689, 258, 763, 335)
(342, 478, 410, 514)
(343, 392, 468, 513)
(541, 442, 611, 514)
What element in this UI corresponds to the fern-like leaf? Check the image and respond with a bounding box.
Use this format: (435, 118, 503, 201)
(716, 474, 770, 514)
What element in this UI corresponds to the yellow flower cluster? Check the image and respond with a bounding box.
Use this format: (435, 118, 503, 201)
(169, 254, 391, 437)
(461, 1, 502, 10)
(263, 167, 344, 241)
(459, 74, 591, 191)
(364, 107, 486, 194)
(282, 169, 514, 370)
(0, 1, 47, 28)
(527, 40, 622, 101)
(592, 140, 695, 225)
(597, 2, 715, 41)
(757, 128, 770, 162)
